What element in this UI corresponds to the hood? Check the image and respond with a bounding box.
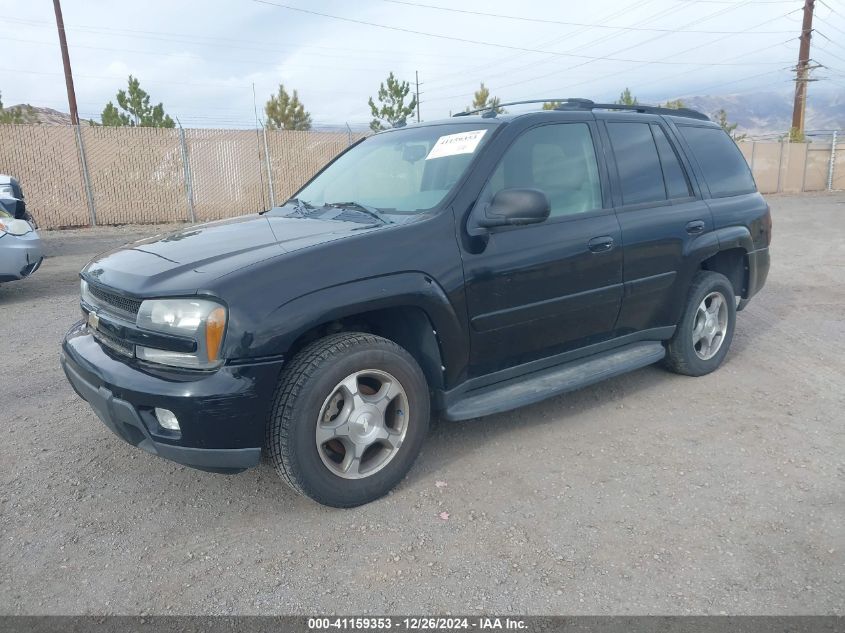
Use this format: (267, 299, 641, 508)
(83, 213, 379, 296)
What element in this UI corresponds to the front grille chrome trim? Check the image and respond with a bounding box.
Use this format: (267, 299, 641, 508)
(87, 283, 143, 319)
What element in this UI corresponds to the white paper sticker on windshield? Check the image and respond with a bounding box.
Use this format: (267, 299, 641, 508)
(425, 129, 487, 160)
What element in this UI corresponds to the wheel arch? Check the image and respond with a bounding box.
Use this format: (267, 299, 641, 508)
(261, 273, 468, 391)
(700, 247, 748, 299)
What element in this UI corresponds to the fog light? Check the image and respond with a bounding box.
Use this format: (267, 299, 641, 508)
(154, 408, 180, 431)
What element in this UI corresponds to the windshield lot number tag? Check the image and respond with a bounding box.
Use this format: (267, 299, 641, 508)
(426, 129, 487, 160)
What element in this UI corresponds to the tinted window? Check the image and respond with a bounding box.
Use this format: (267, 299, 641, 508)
(679, 125, 756, 197)
(607, 122, 666, 205)
(652, 124, 692, 199)
(487, 123, 602, 217)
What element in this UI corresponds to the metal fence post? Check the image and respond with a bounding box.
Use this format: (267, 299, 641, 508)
(346, 123, 353, 146)
(262, 124, 275, 208)
(776, 140, 784, 193)
(801, 142, 809, 193)
(74, 124, 97, 226)
(829, 131, 838, 192)
(177, 125, 196, 222)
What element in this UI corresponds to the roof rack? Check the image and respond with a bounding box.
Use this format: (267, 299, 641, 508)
(454, 98, 709, 122)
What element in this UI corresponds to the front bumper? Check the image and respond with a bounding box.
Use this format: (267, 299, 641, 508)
(0, 231, 43, 282)
(61, 320, 284, 472)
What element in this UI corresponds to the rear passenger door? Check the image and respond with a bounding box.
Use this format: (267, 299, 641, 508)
(598, 114, 713, 334)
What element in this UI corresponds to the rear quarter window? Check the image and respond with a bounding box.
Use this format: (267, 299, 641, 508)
(679, 126, 756, 197)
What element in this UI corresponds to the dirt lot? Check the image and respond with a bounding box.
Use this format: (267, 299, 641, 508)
(1, 194, 843, 615)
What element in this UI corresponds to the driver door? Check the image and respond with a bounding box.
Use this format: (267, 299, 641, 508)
(461, 121, 623, 376)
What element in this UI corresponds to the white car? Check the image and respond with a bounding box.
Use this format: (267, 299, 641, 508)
(0, 175, 43, 283)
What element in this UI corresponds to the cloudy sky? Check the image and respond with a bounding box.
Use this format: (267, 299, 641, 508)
(1, 0, 843, 128)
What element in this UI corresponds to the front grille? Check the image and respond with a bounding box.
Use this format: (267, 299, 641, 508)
(88, 283, 142, 317)
(91, 326, 134, 358)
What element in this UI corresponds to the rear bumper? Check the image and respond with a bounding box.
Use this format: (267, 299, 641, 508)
(61, 320, 283, 472)
(738, 247, 770, 311)
(0, 231, 43, 282)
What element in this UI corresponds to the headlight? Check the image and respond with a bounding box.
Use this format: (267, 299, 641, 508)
(135, 298, 227, 369)
(0, 218, 33, 236)
(80, 279, 95, 306)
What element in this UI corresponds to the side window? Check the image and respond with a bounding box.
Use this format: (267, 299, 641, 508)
(651, 124, 692, 199)
(606, 122, 666, 206)
(679, 125, 756, 197)
(487, 123, 602, 217)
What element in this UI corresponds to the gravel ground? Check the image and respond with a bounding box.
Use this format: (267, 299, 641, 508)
(1, 194, 843, 615)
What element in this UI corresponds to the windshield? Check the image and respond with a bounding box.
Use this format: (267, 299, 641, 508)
(294, 123, 496, 214)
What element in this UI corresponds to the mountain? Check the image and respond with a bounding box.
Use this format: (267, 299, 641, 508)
(9, 104, 75, 125)
(675, 89, 844, 137)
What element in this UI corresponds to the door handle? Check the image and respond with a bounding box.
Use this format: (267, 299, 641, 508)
(685, 220, 706, 235)
(588, 236, 615, 253)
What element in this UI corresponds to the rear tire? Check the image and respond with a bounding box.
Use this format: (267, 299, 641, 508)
(266, 332, 430, 507)
(665, 271, 736, 377)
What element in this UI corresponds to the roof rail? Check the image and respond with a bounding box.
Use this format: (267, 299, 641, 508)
(453, 98, 709, 122)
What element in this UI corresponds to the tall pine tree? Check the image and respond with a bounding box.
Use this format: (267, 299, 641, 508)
(469, 82, 503, 113)
(101, 76, 175, 128)
(368, 72, 417, 131)
(265, 84, 312, 130)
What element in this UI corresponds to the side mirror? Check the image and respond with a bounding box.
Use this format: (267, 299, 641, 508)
(478, 188, 551, 228)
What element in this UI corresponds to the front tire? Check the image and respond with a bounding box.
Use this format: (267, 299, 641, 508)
(266, 332, 430, 507)
(665, 271, 737, 377)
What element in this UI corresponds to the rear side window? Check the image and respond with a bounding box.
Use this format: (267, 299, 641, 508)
(679, 126, 756, 197)
(607, 122, 666, 205)
(651, 125, 692, 199)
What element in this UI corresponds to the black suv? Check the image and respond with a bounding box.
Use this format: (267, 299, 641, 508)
(61, 99, 771, 507)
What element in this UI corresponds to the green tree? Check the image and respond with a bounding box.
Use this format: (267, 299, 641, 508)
(714, 108, 746, 141)
(616, 88, 638, 106)
(101, 76, 175, 128)
(787, 126, 805, 143)
(468, 82, 503, 114)
(542, 101, 562, 110)
(265, 84, 312, 131)
(662, 98, 685, 109)
(0, 91, 38, 124)
(368, 72, 417, 132)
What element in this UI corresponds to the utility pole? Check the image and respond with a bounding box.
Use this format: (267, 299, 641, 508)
(53, 0, 79, 125)
(415, 71, 421, 123)
(790, 0, 815, 140)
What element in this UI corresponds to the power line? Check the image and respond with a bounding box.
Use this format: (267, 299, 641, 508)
(251, 0, 792, 66)
(815, 15, 845, 35)
(379, 0, 795, 33)
(2, 36, 435, 74)
(0, 16, 494, 64)
(423, 0, 663, 87)
(815, 43, 845, 64)
(424, 2, 796, 103)
(425, 0, 682, 90)
(0, 66, 253, 89)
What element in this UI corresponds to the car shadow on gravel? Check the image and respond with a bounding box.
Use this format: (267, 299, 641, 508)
(404, 363, 671, 488)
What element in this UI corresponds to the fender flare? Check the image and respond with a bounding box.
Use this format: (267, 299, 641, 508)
(257, 272, 468, 388)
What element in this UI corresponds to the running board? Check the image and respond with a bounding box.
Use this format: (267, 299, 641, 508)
(443, 341, 666, 421)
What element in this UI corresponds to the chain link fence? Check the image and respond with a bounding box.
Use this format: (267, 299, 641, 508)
(0, 124, 365, 229)
(0, 124, 841, 229)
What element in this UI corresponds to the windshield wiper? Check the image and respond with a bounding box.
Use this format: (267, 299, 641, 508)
(260, 197, 314, 216)
(325, 201, 391, 225)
